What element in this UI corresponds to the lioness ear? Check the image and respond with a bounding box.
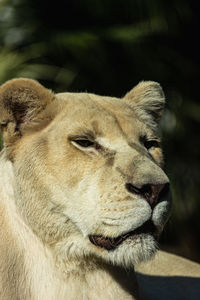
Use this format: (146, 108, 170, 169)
(124, 81, 165, 129)
(0, 78, 54, 145)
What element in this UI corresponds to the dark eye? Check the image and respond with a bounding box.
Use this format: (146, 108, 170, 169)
(74, 139, 95, 147)
(144, 140, 160, 150)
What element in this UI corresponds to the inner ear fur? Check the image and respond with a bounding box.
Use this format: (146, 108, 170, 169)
(0, 78, 54, 144)
(124, 81, 165, 129)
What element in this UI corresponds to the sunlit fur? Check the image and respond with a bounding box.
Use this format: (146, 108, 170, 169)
(0, 78, 171, 299)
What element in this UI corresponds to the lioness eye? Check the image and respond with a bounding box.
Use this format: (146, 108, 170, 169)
(144, 140, 160, 150)
(74, 139, 94, 147)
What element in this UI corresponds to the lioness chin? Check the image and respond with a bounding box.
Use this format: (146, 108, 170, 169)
(0, 78, 198, 300)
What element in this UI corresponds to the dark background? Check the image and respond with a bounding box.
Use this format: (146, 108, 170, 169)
(0, 0, 200, 262)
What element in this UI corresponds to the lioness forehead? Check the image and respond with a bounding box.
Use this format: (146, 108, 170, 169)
(0, 78, 164, 162)
(55, 92, 151, 141)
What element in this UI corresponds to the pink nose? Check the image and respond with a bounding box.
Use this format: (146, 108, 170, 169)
(125, 182, 170, 208)
(148, 184, 166, 205)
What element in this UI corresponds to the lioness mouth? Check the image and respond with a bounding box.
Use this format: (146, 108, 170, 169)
(89, 220, 156, 251)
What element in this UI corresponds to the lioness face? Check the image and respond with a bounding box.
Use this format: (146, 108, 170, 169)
(0, 79, 171, 267)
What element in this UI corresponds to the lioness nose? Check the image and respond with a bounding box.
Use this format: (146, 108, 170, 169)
(125, 182, 169, 208)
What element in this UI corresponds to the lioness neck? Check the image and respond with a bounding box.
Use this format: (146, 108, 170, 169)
(0, 154, 138, 300)
(54, 260, 139, 300)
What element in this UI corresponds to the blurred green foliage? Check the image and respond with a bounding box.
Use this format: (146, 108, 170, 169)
(0, 0, 200, 261)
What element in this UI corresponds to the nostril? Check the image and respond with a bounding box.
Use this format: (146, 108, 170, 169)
(125, 183, 153, 203)
(125, 183, 152, 199)
(125, 183, 141, 195)
(125, 182, 170, 208)
(140, 184, 152, 200)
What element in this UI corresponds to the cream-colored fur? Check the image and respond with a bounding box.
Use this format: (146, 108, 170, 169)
(136, 251, 200, 299)
(0, 78, 199, 300)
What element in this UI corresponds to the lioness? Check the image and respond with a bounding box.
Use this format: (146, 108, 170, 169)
(0, 78, 199, 300)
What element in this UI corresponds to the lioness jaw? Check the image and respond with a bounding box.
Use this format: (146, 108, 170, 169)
(0, 78, 172, 299)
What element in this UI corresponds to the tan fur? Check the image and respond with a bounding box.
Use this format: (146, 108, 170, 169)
(0, 78, 199, 300)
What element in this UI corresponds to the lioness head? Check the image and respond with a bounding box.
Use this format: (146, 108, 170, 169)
(0, 78, 171, 267)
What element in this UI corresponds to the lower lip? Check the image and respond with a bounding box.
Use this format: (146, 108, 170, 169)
(89, 220, 156, 251)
